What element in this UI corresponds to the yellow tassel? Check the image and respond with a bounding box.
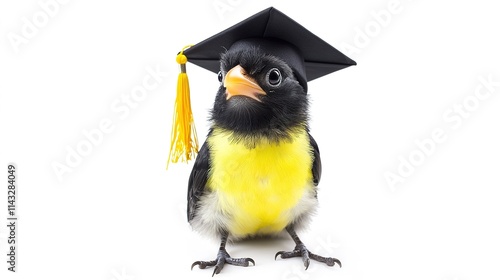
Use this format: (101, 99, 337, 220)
(167, 45, 199, 168)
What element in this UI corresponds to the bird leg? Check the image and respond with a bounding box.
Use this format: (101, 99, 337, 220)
(191, 230, 255, 276)
(275, 225, 341, 270)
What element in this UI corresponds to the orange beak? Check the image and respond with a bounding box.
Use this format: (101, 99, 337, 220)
(223, 65, 266, 102)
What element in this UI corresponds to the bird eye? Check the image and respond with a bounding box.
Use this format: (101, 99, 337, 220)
(217, 71, 223, 83)
(267, 68, 282, 86)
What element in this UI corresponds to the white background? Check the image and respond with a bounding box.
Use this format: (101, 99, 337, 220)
(1, 1, 500, 280)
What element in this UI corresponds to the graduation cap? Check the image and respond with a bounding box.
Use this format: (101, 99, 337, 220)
(167, 7, 356, 167)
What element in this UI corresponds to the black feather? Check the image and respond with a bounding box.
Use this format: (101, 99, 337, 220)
(309, 133, 322, 198)
(187, 140, 210, 222)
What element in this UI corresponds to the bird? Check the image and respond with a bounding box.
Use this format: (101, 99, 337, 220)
(187, 45, 342, 276)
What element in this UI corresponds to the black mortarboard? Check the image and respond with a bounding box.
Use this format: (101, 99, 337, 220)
(183, 6, 356, 92)
(168, 7, 355, 166)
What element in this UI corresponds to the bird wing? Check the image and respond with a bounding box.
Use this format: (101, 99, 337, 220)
(187, 140, 210, 222)
(308, 133, 322, 189)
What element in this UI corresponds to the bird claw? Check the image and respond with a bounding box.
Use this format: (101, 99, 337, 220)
(275, 251, 285, 260)
(191, 250, 255, 276)
(275, 244, 341, 269)
(191, 260, 216, 270)
(324, 256, 341, 267)
(237, 258, 255, 267)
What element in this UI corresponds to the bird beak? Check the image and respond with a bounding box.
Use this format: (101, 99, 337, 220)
(224, 65, 266, 102)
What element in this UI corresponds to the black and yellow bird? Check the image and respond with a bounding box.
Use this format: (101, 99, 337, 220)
(178, 7, 356, 276)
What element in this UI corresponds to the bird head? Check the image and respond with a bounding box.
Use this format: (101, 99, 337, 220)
(210, 46, 309, 143)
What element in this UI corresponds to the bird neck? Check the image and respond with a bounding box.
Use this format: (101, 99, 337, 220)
(210, 123, 308, 149)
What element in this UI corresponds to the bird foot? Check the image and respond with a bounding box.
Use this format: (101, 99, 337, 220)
(275, 244, 341, 270)
(191, 249, 255, 276)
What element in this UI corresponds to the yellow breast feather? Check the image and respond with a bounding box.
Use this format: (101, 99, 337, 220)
(207, 128, 314, 237)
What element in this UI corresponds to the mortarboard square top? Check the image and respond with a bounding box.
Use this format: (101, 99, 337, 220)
(182, 7, 356, 93)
